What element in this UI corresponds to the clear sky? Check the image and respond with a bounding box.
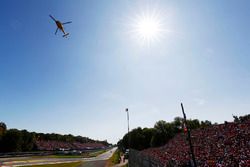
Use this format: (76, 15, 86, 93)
(0, 0, 250, 144)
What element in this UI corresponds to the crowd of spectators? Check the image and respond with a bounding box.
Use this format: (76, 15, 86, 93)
(35, 140, 106, 151)
(142, 118, 250, 166)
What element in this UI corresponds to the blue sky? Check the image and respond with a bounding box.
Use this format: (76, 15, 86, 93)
(0, 0, 250, 144)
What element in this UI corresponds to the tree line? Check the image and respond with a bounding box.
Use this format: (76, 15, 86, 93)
(118, 114, 250, 152)
(0, 123, 109, 153)
(117, 117, 212, 151)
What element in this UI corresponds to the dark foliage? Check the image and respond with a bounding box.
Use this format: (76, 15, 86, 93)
(118, 117, 213, 151)
(0, 123, 110, 153)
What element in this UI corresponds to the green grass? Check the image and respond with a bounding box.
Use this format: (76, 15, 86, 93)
(31, 149, 107, 159)
(36, 155, 83, 158)
(109, 149, 121, 165)
(87, 150, 106, 157)
(22, 161, 82, 167)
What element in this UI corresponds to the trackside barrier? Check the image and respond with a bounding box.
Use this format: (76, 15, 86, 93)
(0, 151, 53, 158)
(129, 149, 165, 167)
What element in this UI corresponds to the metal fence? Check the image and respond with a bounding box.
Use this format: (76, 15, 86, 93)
(129, 149, 165, 167)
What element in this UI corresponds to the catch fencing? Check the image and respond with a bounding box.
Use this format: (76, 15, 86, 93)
(129, 149, 166, 167)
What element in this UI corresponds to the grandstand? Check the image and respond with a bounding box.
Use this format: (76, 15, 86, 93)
(141, 118, 250, 166)
(36, 140, 107, 151)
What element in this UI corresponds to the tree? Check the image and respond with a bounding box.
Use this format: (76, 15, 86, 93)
(187, 119, 200, 129)
(21, 130, 35, 151)
(239, 114, 250, 123)
(201, 120, 212, 128)
(122, 133, 129, 150)
(173, 117, 184, 133)
(118, 117, 216, 150)
(142, 128, 155, 148)
(0, 124, 109, 153)
(1, 129, 23, 152)
(129, 127, 145, 150)
(0, 122, 7, 136)
(152, 120, 175, 147)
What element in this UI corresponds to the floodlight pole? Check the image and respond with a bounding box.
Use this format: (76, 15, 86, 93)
(125, 108, 130, 167)
(181, 103, 197, 167)
(125, 108, 130, 147)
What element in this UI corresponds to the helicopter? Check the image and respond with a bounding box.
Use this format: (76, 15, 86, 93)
(49, 15, 72, 37)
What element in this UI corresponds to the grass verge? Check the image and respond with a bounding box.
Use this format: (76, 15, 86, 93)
(34, 155, 83, 158)
(22, 161, 82, 167)
(107, 149, 120, 166)
(31, 149, 107, 159)
(87, 150, 106, 157)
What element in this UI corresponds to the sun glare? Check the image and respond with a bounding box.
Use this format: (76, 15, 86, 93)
(135, 16, 161, 41)
(129, 9, 166, 46)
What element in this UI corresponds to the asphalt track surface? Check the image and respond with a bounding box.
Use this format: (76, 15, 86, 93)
(0, 147, 117, 167)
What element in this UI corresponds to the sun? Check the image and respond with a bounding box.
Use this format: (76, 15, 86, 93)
(129, 9, 166, 45)
(134, 15, 161, 42)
